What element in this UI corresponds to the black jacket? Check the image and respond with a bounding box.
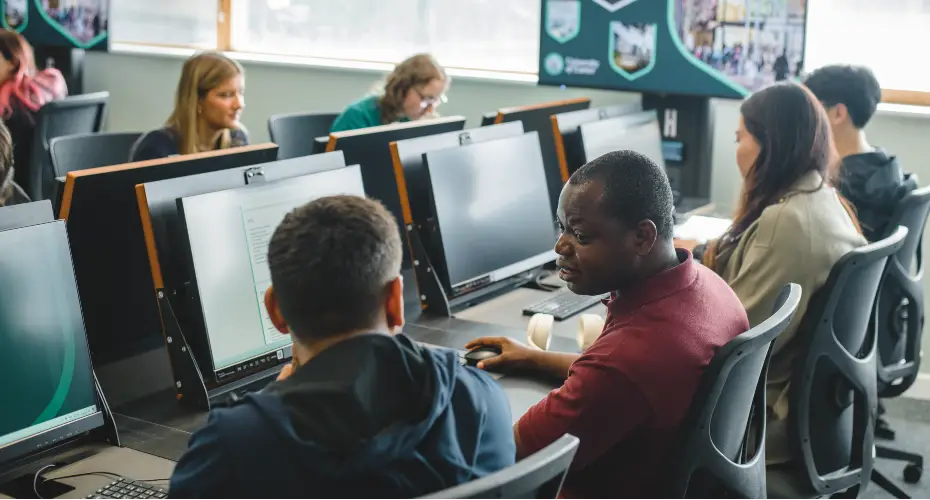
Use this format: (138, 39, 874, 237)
(838, 149, 918, 242)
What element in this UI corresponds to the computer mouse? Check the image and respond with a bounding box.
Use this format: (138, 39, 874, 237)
(463, 346, 502, 367)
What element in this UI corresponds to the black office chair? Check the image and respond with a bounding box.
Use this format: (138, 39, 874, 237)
(665, 283, 802, 498)
(50, 132, 142, 176)
(420, 434, 580, 499)
(28, 91, 108, 201)
(874, 185, 930, 484)
(267, 112, 339, 159)
(777, 227, 907, 499)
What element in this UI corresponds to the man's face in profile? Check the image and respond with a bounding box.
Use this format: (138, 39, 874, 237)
(554, 180, 641, 295)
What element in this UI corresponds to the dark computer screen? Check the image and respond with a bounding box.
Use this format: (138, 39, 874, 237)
(392, 122, 524, 225)
(63, 145, 278, 366)
(178, 166, 367, 384)
(0, 221, 101, 465)
(424, 132, 556, 290)
(580, 111, 665, 168)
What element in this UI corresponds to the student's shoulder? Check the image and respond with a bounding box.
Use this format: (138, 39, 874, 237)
(331, 95, 381, 132)
(230, 126, 250, 147)
(129, 128, 179, 162)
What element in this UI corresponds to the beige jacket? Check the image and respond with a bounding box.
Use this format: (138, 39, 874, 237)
(710, 171, 867, 464)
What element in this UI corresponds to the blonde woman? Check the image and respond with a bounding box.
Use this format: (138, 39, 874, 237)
(130, 52, 248, 162)
(330, 53, 449, 133)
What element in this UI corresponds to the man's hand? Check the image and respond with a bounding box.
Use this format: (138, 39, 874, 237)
(276, 361, 296, 381)
(464, 337, 540, 372)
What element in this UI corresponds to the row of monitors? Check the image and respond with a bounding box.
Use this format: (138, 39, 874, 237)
(0, 98, 666, 470)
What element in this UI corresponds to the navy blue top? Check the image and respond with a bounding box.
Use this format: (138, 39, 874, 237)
(128, 127, 249, 162)
(168, 334, 515, 498)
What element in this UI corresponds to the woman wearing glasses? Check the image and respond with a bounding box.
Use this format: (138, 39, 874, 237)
(330, 53, 449, 132)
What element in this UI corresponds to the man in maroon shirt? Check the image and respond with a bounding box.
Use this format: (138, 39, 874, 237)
(467, 150, 749, 498)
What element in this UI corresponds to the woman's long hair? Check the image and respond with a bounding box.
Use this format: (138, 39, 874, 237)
(706, 82, 860, 267)
(0, 30, 67, 119)
(377, 53, 448, 125)
(165, 52, 243, 155)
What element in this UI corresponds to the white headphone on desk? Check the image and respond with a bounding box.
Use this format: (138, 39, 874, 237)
(526, 312, 605, 351)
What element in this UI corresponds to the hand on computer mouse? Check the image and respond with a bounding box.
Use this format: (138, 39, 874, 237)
(276, 361, 295, 382)
(464, 337, 538, 371)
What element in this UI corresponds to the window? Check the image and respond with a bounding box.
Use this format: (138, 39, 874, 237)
(230, 0, 540, 74)
(110, 0, 217, 48)
(805, 0, 930, 94)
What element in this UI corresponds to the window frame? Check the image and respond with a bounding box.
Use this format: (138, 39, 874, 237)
(112, 0, 929, 107)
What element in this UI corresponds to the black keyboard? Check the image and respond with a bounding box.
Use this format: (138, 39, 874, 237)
(86, 478, 167, 499)
(522, 291, 607, 321)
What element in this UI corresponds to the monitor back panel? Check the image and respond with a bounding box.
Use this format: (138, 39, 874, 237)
(328, 117, 466, 267)
(580, 112, 664, 167)
(493, 99, 590, 216)
(62, 145, 279, 365)
(0, 200, 54, 231)
(554, 102, 643, 175)
(392, 122, 524, 226)
(140, 152, 347, 294)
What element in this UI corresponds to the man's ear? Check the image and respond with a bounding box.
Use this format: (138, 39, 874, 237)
(634, 219, 659, 256)
(384, 276, 405, 334)
(264, 286, 290, 334)
(827, 103, 848, 126)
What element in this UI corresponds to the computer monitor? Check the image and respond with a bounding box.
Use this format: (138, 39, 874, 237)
(552, 102, 643, 176)
(137, 152, 347, 297)
(0, 221, 102, 467)
(176, 166, 366, 386)
(390, 122, 524, 227)
(60, 144, 279, 368)
(325, 116, 466, 267)
(538, 1, 808, 98)
(579, 112, 665, 168)
(3, 0, 109, 51)
(423, 132, 556, 297)
(0, 200, 54, 231)
(484, 99, 590, 217)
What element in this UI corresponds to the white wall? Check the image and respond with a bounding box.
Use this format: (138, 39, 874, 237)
(83, 50, 930, 371)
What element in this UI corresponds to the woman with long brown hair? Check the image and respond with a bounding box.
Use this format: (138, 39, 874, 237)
(703, 82, 865, 477)
(0, 30, 67, 191)
(130, 52, 248, 161)
(330, 53, 449, 132)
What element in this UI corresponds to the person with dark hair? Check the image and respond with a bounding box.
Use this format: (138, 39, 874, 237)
(701, 83, 866, 493)
(169, 196, 515, 498)
(467, 151, 749, 497)
(804, 64, 917, 242)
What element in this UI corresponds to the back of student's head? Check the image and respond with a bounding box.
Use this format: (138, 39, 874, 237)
(0, 120, 13, 206)
(267, 195, 403, 341)
(0, 29, 66, 118)
(167, 51, 244, 155)
(378, 53, 448, 123)
(804, 65, 881, 129)
(568, 150, 675, 240)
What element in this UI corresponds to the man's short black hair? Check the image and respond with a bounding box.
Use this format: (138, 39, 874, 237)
(804, 65, 881, 129)
(569, 150, 674, 239)
(267, 195, 402, 341)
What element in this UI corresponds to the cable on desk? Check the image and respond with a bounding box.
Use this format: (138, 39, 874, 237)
(33, 463, 59, 499)
(33, 469, 172, 499)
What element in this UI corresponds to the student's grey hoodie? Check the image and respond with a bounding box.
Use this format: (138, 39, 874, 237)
(839, 149, 917, 242)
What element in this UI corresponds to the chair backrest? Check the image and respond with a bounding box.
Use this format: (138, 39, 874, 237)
(877, 185, 930, 396)
(420, 434, 580, 499)
(267, 112, 339, 160)
(789, 226, 908, 497)
(665, 283, 802, 498)
(50, 132, 143, 178)
(29, 91, 108, 201)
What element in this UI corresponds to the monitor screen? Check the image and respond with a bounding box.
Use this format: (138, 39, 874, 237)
(0, 221, 101, 465)
(2, 0, 109, 51)
(178, 167, 366, 379)
(580, 112, 665, 168)
(424, 133, 557, 290)
(538, 0, 808, 99)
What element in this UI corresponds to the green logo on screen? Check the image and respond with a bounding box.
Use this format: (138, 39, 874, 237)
(544, 53, 565, 76)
